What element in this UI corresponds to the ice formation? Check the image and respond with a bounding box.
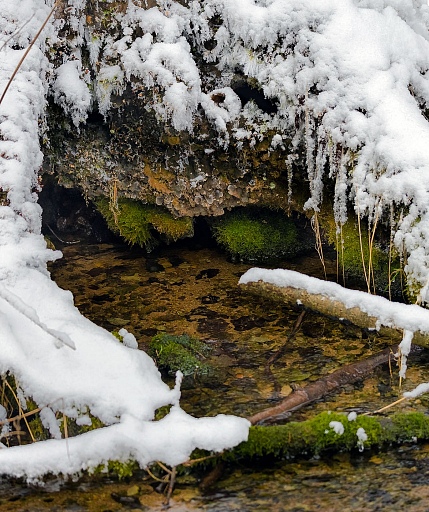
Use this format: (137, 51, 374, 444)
(2, 0, 429, 477)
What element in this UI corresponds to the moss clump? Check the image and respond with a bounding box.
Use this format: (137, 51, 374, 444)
(147, 207, 194, 242)
(148, 333, 212, 377)
(95, 197, 193, 249)
(212, 208, 299, 262)
(326, 218, 387, 277)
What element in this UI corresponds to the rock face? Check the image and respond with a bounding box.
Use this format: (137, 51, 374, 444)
(46, 97, 296, 218)
(43, 0, 308, 220)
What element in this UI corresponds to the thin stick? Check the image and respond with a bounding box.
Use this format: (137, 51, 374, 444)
(0, 430, 26, 439)
(63, 404, 71, 460)
(163, 466, 177, 509)
(146, 465, 169, 484)
(365, 396, 408, 415)
(368, 203, 380, 294)
(4, 379, 35, 442)
(266, 310, 306, 368)
(0, 1, 58, 106)
(356, 209, 370, 293)
(182, 453, 221, 467)
(312, 213, 327, 280)
(157, 461, 172, 475)
(0, 406, 42, 426)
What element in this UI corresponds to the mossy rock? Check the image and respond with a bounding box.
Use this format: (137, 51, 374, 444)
(148, 333, 212, 377)
(95, 197, 193, 249)
(211, 207, 299, 263)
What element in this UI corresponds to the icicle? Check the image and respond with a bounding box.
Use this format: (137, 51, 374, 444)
(397, 329, 414, 381)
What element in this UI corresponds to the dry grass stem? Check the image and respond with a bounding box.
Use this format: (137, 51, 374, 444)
(3, 379, 36, 443)
(146, 465, 169, 484)
(311, 213, 327, 279)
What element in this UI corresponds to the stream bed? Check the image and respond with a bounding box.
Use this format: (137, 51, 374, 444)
(3, 239, 429, 511)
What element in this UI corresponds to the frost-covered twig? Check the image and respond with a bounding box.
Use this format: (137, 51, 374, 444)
(0, 0, 58, 106)
(0, 285, 75, 350)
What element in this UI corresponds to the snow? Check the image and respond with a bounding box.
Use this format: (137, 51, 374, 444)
(347, 411, 357, 422)
(240, 267, 429, 336)
(0, 407, 247, 482)
(118, 327, 138, 349)
(240, 266, 429, 395)
(329, 421, 345, 435)
(404, 382, 429, 399)
(3, 0, 429, 478)
(0, 0, 249, 480)
(80, 0, 429, 300)
(356, 427, 368, 451)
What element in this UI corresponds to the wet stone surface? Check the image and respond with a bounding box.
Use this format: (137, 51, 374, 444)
(4, 239, 429, 510)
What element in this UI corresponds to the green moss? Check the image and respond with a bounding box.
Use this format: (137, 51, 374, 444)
(107, 460, 139, 480)
(184, 412, 429, 471)
(91, 460, 139, 480)
(212, 207, 299, 262)
(95, 197, 193, 248)
(79, 415, 105, 433)
(388, 412, 429, 442)
(146, 207, 194, 242)
(230, 412, 381, 461)
(28, 418, 48, 441)
(326, 218, 386, 276)
(148, 333, 212, 377)
(233, 412, 429, 463)
(321, 213, 402, 297)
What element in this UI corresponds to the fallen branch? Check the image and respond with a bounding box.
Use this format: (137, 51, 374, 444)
(248, 345, 397, 425)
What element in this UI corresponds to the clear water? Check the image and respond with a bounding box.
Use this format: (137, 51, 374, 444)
(2, 239, 429, 511)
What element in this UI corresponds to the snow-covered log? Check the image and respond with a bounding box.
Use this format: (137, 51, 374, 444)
(239, 268, 429, 351)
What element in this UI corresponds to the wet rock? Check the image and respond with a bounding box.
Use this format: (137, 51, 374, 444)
(195, 268, 220, 280)
(145, 260, 165, 273)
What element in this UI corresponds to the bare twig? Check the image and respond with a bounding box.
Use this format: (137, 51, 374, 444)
(3, 379, 35, 442)
(163, 466, 177, 509)
(0, 14, 35, 53)
(0, 405, 42, 426)
(266, 310, 306, 368)
(366, 396, 408, 415)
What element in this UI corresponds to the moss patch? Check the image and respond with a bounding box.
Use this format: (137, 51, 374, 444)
(212, 207, 299, 262)
(148, 333, 212, 377)
(95, 197, 193, 249)
(188, 411, 429, 468)
(234, 411, 429, 461)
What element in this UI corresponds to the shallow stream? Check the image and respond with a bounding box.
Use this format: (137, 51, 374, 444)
(3, 239, 429, 511)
